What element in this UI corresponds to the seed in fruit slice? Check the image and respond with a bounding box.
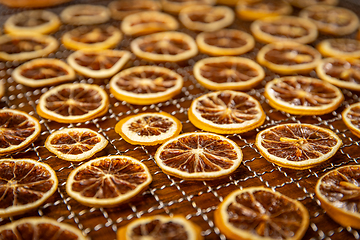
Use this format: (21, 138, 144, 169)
(315, 165, 360, 228)
(45, 128, 108, 162)
(299, 5, 359, 36)
(196, 29, 255, 56)
(342, 102, 360, 138)
(257, 41, 321, 75)
(110, 66, 183, 105)
(62, 25, 122, 51)
(189, 90, 265, 134)
(236, 0, 292, 21)
(316, 57, 360, 91)
(66, 155, 152, 207)
(251, 16, 318, 44)
(37, 83, 109, 123)
(117, 215, 203, 240)
(161, 0, 215, 14)
(4, 10, 60, 35)
(0, 217, 87, 240)
(317, 39, 360, 60)
(0, 159, 58, 217)
(60, 4, 110, 25)
(12, 58, 75, 88)
(108, 0, 161, 20)
(215, 187, 309, 240)
(154, 132, 242, 180)
(130, 31, 198, 62)
(115, 112, 182, 146)
(264, 76, 344, 115)
(255, 123, 342, 169)
(179, 5, 234, 32)
(0, 33, 58, 61)
(67, 49, 131, 79)
(287, 0, 338, 8)
(121, 11, 178, 36)
(0, 109, 41, 156)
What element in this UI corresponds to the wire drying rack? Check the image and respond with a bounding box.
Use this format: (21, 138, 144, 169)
(1, 0, 360, 239)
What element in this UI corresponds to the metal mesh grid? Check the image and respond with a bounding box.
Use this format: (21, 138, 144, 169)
(1, 0, 360, 239)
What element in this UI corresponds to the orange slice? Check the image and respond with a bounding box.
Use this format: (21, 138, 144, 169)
(110, 66, 183, 105)
(60, 4, 110, 25)
(108, 0, 161, 20)
(179, 5, 234, 32)
(4, 10, 60, 35)
(67, 49, 131, 79)
(299, 5, 359, 36)
(66, 155, 152, 207)
(161, 0, 215, 14)
(264, 76, 344, 115)
(45, 128, 108, 162)
(62, 25, 122, 51)
(121, 11, 178, 36)
(0, 217, 87, 240)
(315, 165, 360, 228)
(317, 38, 360, 60)
(287, 0, 338, 8)
(189, 90, 265, 134)
(342, 102, 360, 138)
(0, 158, 58, 217)
(316, 57, 360, 91)
(115, 112, 182, 146)
(12, 58, 76, 88)
(0, 33, 58, 61)
(236, 0, 292, 21)
(193, 56, 265, 91)
(255, 123, 342, 169)
(154, 132, 243, 180)
(36, 83, 109, 123)
(130, 31, 198, 62)
(215, 187, 309, 240)
(250, 16, 318, 44)
(257, 41, 321, 75)
(0, 109, 41, 156)
(196, 29, 255, 56)
(117, 215, 203, 240)
(0, 81, 4, 99)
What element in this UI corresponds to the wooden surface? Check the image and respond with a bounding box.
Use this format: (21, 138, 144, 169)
(1, 0, 360, 239)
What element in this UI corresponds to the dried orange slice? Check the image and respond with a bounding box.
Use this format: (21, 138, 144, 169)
(115, 112, 182, 146)
(60, 4, 110, 25)
(255, 123, 342, 169)
(0, 82, 4, 99)
(196, 29, 255, 56)
(121, 11, 178, 36)
(67, 49, 131, 79)
(0, 217, 87, 240)
(299, 5, 359, 36)
(193, 56, 265, 91)
(12, 58, 75, 88)
(66, 155, 152, 207)
(317, 38, 360, 60)
(110, 66, 183, 105)
(287, 0, 338, 8)
(161, 0, 215, 14)
(130, 31, 198, 62)
(179, 5, 234, 32)
(342, 102, 360, 138)
(62, 25, 122, 51)
(4, 10, 60, 35)
(0, 159, 58, 217)
(189, 90, 265, 134)
(0, 109, 41, 156)
(316, 57, 360, 91)
(215, 187, 309, 240)
(264, 76, 344, 115)
(257, 41, 321, 75)
(236, 0, 292, 21)
(108, 0, 161, 20)
(250, 16, 318, 44)
(0, 33, 58, 61)
(45, 128, 108, 161)
(154, 132, 243, 180)
(117, 215, 203, 240)
(315, 165, 360, 228)
(36, 83, 109, 123)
